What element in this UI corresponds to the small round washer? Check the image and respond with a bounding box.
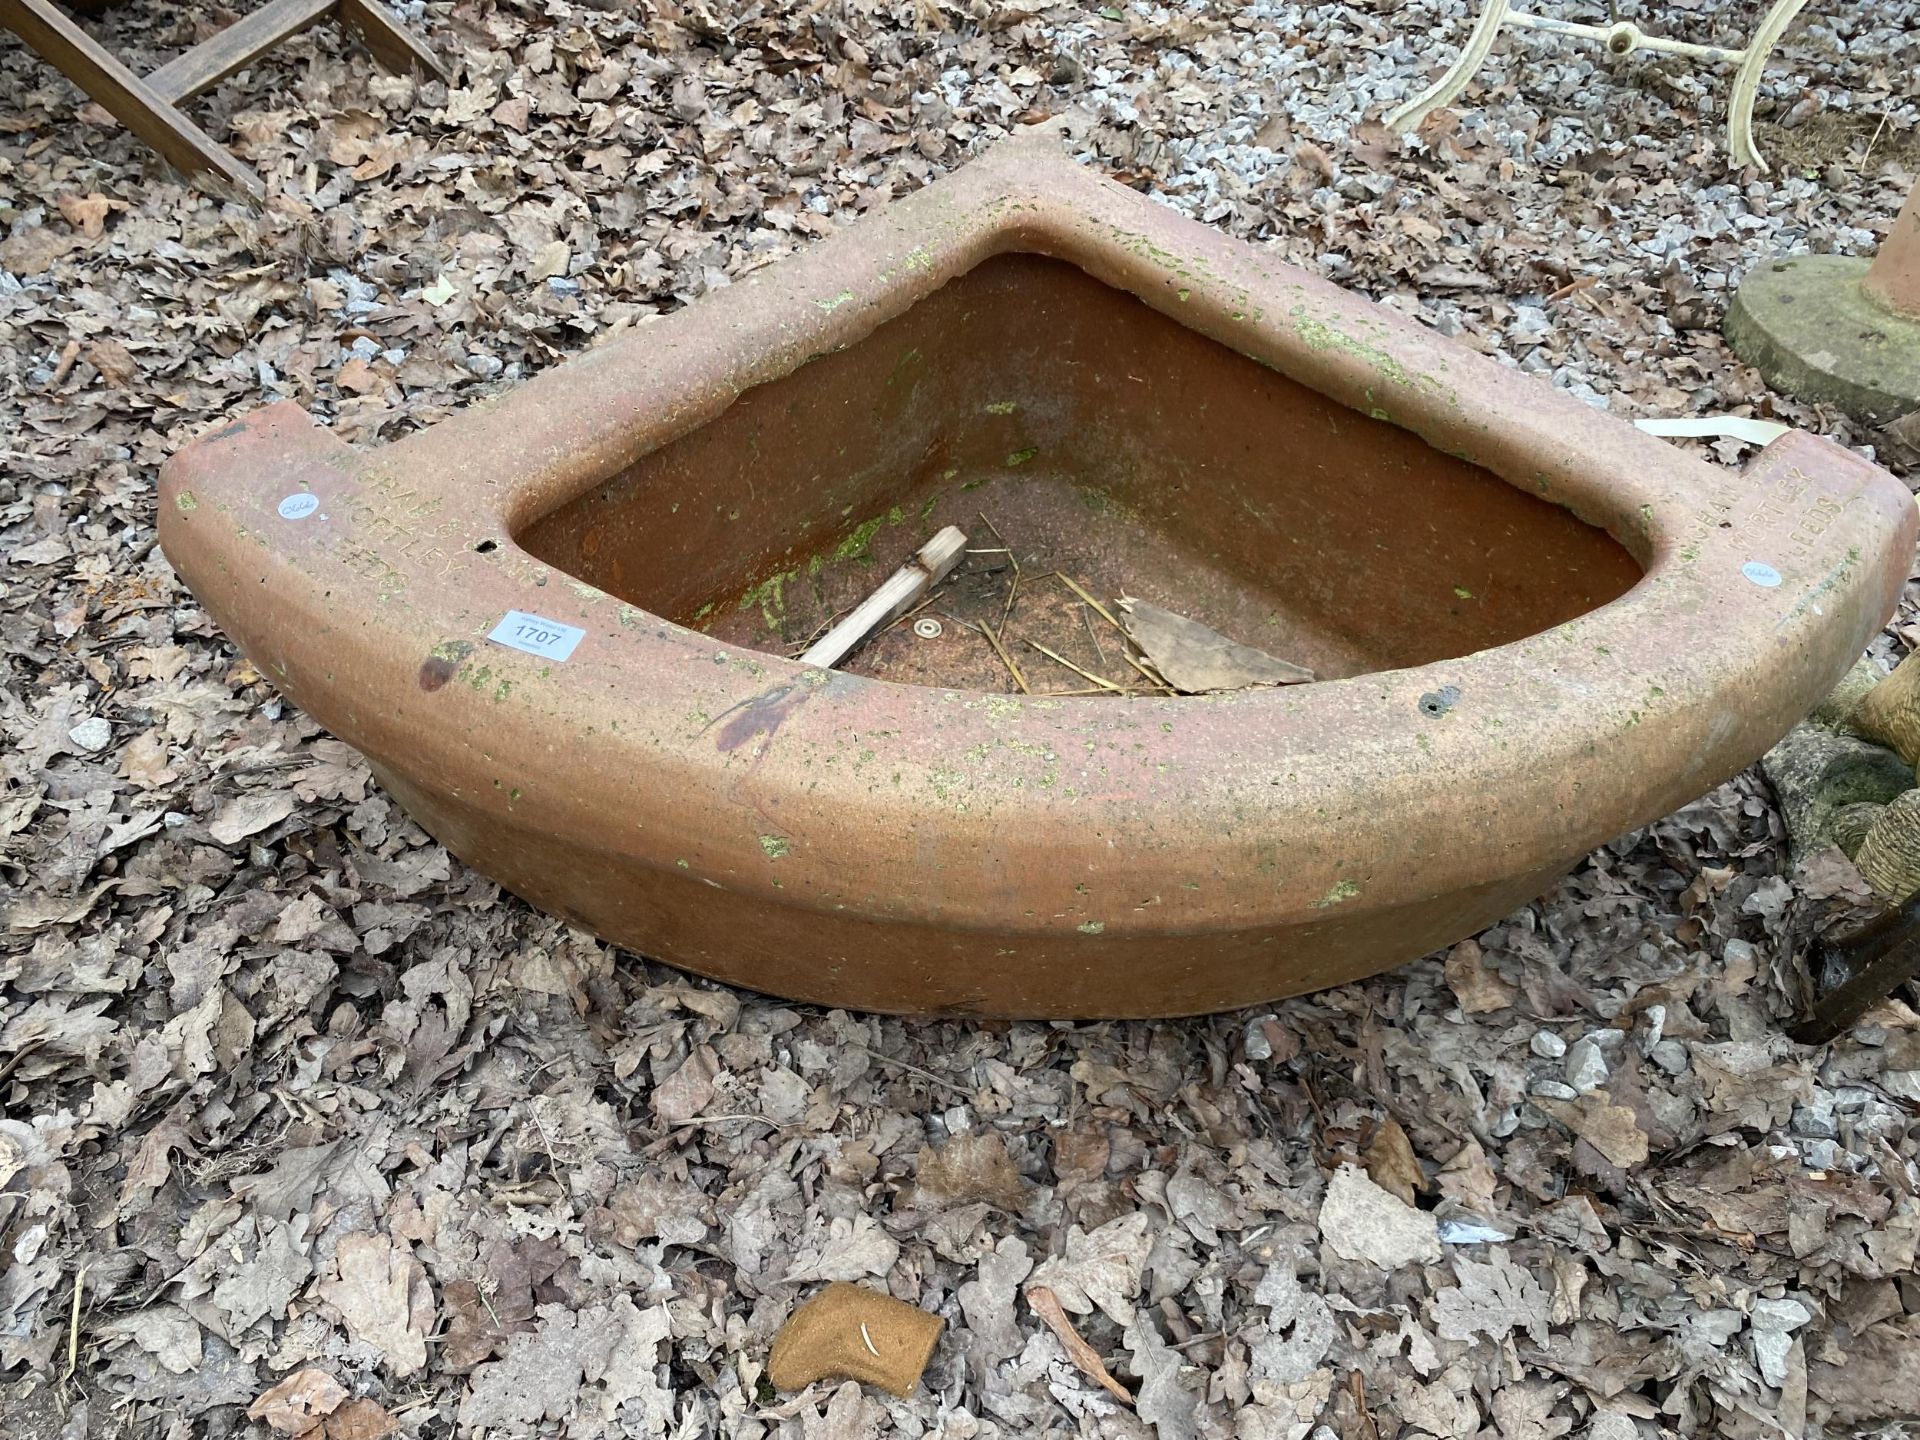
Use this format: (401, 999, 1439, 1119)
(912, 617, 944, 639)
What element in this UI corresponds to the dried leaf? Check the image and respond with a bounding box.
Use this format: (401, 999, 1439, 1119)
(247, 1368, 348, 1436)
(1444, 939, 1514, 1014)
(325, 1398, 399, 1440)
(651, 1044, 719, 1124)
(1124, 1311, 1200, 1440)
(1251, 1261, 1336, 1384)
(1027, 1211, 1154, 1325)
(1363, 1116, 1425, 1208)
(316, 1233, 433, 1376)
(1432, 1249, 1551, 1348)
(957, 1236, 1032, 1364)
(55, 191, 116, 237)
(97, 1305, 202, 1374)
(785, 1214, 901, 1283)
(85, 339, 138, 388)
(208, 792, 296, 846)
(1532, 1096, 1650, 1168)
(1026, 1283, 1133, 1403)
(1318, 1164, 1440, 1270)
(1118, 597, 1314, 692)
(211, 1219, 311, 1334)
(907, 1129, 1027, 1211)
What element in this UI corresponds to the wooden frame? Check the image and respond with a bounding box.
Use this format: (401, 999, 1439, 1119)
(0, 0, 445, 197)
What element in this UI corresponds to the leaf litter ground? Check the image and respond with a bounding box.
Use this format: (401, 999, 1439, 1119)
(3, 0, 1920, 1436)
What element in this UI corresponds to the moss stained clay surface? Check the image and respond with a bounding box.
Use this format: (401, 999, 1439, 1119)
(1311, 879, 1362, 908)
(739, 569, 794, 627)
(833, 505, 906, 563)
(1290, 307, 1442, 401)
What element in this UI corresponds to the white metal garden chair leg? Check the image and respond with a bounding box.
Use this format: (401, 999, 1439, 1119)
(1385, 0, 1810, 173)
(1384, 0, 1511, 140)
(1727, 0, 1809, 170)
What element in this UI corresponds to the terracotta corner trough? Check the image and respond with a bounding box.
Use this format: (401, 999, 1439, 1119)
(158, 130, 1917, 1018)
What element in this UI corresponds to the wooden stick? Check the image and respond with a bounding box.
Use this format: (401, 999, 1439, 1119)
(1080, 604, 1109, 668)
(841, 1038, 975, 1096)
(1125, 653, 1176, 694)
(800, 527, 967, 669)
(1053, 571, 1125, 633)
(1025, 640, 1123, 692)
(62, 1264, 86, 1385)
(976, 512, 1020, 637)
(972, 620, 1029, 693)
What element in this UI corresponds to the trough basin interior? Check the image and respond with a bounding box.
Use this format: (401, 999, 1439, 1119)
(514, 253, 1643, 688)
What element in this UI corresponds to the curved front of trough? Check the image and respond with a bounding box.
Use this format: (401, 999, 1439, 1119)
(157, 131, 1918, 1017)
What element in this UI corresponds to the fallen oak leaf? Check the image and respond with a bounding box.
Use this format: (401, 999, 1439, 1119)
(1432, 1249, 1551, 1348)
(55, 191, 119, 238)
(1026, 1283, 1133, 1405)
(325, 1397, 399, 1440)
(1363, 1115, 1426, 1208)
(651, 1044, 719, 1125)
(209, 791, 297, 846)
(1346, 116, 1400, 169)
(316, 1233, 433, 1376)
(904, 1129, 1028, 1211)
(1025, 1211, 1153, 1324)
(336, 355, 384, 395)
(248, 1367, 348, 1436)
(1125, 1311, 1201, 1440)
(1318, 1163, 1441, 1269)
(1443, 938, 1514, 1014)
(85, 338, 138, 389)
(1532, 1095, 1650, 1168)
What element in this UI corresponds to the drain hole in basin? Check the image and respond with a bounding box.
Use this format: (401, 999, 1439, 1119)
(513, 253, 1642, 694)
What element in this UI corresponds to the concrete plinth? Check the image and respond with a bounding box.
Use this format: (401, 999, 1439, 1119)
(1727, 183, 1920, 427)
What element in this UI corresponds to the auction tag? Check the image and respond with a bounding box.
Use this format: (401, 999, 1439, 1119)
(488, 610, 585, 662)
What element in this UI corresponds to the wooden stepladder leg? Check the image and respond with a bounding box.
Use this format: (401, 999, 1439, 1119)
(0, 0, 263, 195)
(338, 0, 447, 81)
(147, 0, 337, 105)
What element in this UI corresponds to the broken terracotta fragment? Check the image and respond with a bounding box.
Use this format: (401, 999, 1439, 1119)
(767, 1283, 944, 1397)
(157, 127, 1916, 1018)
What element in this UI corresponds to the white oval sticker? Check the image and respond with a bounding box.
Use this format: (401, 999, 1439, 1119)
(1741, 561, 1782, 588)
(278, 493, 320, 520)
(488, 609, 585, 662)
